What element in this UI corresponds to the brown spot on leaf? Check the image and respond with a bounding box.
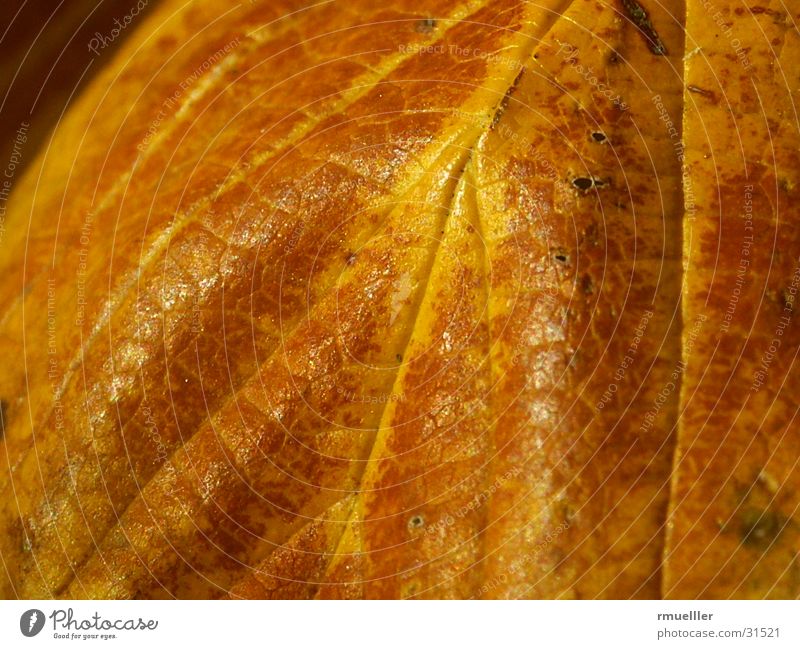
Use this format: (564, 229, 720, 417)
(552, 248, 571, 265)
(572, 176, 606, 192)
(749, 5, 786, 23)
(0, 399, 7, 440)
(687, 84, 714, 99)
(619, 0, 667, 55)
(415, 17, 437, 33)
(581, 274, 595, 295)
(740, 508, 784, 549)
(408, 514, 425, 530)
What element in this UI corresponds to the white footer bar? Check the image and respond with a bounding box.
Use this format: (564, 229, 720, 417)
(1, 600, 796, 648)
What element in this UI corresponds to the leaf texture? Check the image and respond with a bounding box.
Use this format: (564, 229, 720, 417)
(0, 0, 798, 599)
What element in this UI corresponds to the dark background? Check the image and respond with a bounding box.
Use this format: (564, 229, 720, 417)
(0, 0, 159, 182)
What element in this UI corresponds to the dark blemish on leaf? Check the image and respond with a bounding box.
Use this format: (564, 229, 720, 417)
(552, 248, 571, 265)
(740, 508, 784, 548)
(415, 17, 437, 33)
(491, 68, 525, 129)
(491, 95, 511, 129)
(687, 84, 713, 98)
(583, 222, 599, 246)
(572, 177, 594, 191)
(749, 6, 786, 23)
(13, 516, 32, 553)
(561, 503, 576, 523)
(581, 274, 595, 295)
(591, 131, 607, 142)
(396, 353, 403, 362)
(619, 0, 667, 55)
(573, 176, 607, 192)
(403, 581, 421, 598)
(345, 252, 357, 266)
(608, 50, 620, 64)
(408, 514, 425, 530)
(0, 399, 7, 440)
